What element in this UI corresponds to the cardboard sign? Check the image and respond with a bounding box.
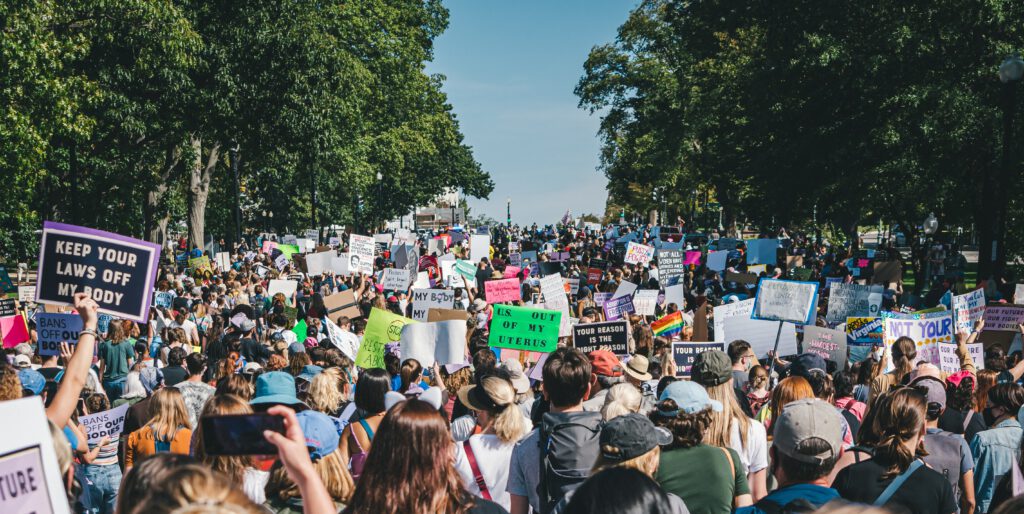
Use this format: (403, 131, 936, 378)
(624, 242, 655, 266)
(267, 279, 298, 299)
(35, 221, 162, 322)
(355, 308, 415, 369)
(323, 291, 362, 322)
(982, 305, 1024, 331)
(427, 308, 470, 322)
(485, 278, 521, 304)
(725, 271, 759, 286)
(746, 239, 779, 265)
(348, 235, 375, 275)
(826, 283, 883, 323)
(603, 295, 635, 321)
(470, 234, 490, 263)
(882, 311, 953, 370)
(572, 321, 628, 356)
(658, 250, 685, 286)
(673, 342, 726, 378)
(399, 320, 467, 367)
(633, 290, 659, 316)
(36, 313, 83, 356)
(18, 286, 37, 303)
(411, 289, 455, 322)
(952, 289, 986, 333)
(381, 268, 411, 291)
(752, 279, 818, 325)
(488, 304, 561, 352)
(707, 250, 729, 272)
(0, 299, 15, 317)
(0, 397, 72, 514)
(846, 316, 884, 345)
(664, 284, 686, 309)
(79, 403, 130, 445)
(802, 325, 849, 368)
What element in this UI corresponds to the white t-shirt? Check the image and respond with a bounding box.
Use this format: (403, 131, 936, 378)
(729, 417, 768, 474)
(243, 468, 269, 504)
(453, 434, 517, 511)
(170, 319, 200, 344)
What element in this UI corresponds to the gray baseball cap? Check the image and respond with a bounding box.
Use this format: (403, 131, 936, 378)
(772, 399, 843, 464)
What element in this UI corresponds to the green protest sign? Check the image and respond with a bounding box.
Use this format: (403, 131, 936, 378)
(455, 259, 477, 282)
(277, 244, 301, 260)
(356, 308, 415, 369)
(488, 304, 561, 353)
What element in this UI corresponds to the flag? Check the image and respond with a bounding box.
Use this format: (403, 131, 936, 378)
(651, 311, 684, 338)
(560, 209, 572, 226)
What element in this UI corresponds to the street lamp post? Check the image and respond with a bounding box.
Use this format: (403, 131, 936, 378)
(986, 54, 1024, 278)
(923, 212, 939, 286)
(376, 172, 383, 231)
(507, 197, 511, 227)
(230, 144, 242, 247)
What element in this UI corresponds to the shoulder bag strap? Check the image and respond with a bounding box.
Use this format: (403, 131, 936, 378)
(963, 410, 974, 432)
(357, 419, 375, 441)
(463, 440, 493, 501)
(719, 446, 735, 481)
(873, 460, 924, 506)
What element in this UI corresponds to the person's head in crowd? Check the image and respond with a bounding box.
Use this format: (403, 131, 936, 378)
(383, 351, 401, 380)
(266, 354, 288, 372)
(167, 347, 187, 368)
(13, 353, 32, 369)
(944, 370, 976, 413)
(457, 375, 528, 443)
(767, 376, 815, 433)
(869, 387, 930, 479)
(543, 347, 593, 410)
(148, 388, 192, 439)
(440, 363, 473, 401)
(250, 371, 306, 411)
(18, 368, 45, 397)
(985, 345, 1008, 371)
(832, 369, 856, 401)
(265, 410, 354, 508)
(588, 349, 623, 394)
(307, 346, 327, 366)
(985, 382, 1024, 426)
(770, 399, 842, 486)
(122, 463, 261, 514)
(193, 394, 258, 484)
(345, 398, 477, 513)
(650, 380, 720, 449)
(727, 340, 754, 372)
(308, 367, 346, 415)
(647, 360, 663, 381)
(788, 353, 829, 396)
(563, 463, 675, 514)
(889, 336, 918, 380)
(691, 349, 750, 448)
(354, 368, 391, 415)
(975, 369, 999, 413)
(910, 375, 946, 423)
(472, 347, 497, 374)
(288, 350, 312, 377)
(748, 365, 769, 392)
(215, 374, 254, 401)
(185, 353, 207, 378)
(593, 413, 672, 476)
(601, 382, 643, 421)
(398, 358, 423, 394)
(633, 325, 654, 357)
(622, 354, 653, 389)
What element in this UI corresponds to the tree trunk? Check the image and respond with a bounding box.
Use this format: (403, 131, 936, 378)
(145, 146, 181, 244)
(187, 136, 221, 251)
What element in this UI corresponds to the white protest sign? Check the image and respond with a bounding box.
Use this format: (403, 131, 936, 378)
(723, 316, 798, 357)
(440, 259, 465, 288)
(296, 238, 315, 252)
(373, 233, 393, 246)
(79, 403, 130, 444)
(331, 254, 352, 276)
(399, 320, 467, 367)
(470, 234, 490, 263)
(952, 289, 986, 333)
(882, 311, 953, 371)
(826, 283, 883, 324)
(563, 278, 580, 296)
(411, 289, 455, 322)
(274, 253, 289, 270)
(624, 242, 655, 266)
(633, 290, 659, 316)
(664, 283, 686, 308)
(752, 279, 818, 325)
(540, 274, 572, 337)
(412, 271, 431, 290)
(707, 250, 729, 272)
(938, 342, 985, 373)
(1017, 284, 1024, 304)
(611, 281, 638, 300)
(348, 235, 375, 275)
(713, 298, 755, 343)
(324, 317, 360, 361)
(267, 279, 298, 299)
(382, 269, 411, 291)
(304, 251, 335, 277)
(0, 397, 71, 514)
(19, 286, 37, 303)
(215, 252, 231, 271)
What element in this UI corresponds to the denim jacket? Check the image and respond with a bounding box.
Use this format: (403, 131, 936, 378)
(971, 418, 1022, 513)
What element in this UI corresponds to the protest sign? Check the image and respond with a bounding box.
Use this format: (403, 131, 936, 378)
(723, 316, 799, 357)
(454, 260, 477, 283)
(683, 251, 702, 266)
(624, 242, 655, 266)
(399, 320, 467, 367)
(503, 266, 522, 278)
(35, 221, 161, 322)
(79, 403, 130, 445)
(563, 278, 580, 296)
(427, 308, 470, 322)
(261, 240, 278, 254)
(0, 266, 15, 293)
(802, 325, 849, 369)
(0, 397, 72, 514)
(751, 279, 818, 325)
(982, 305, 1024, 331)
(707, 250, 729, 272)
(824, 277, 844, 290)
(347, 235, 375, 275)
(658, 250, 685, 285)
(381, 268, 411, 291)
(18, 286, 36, 303)
(412, 272, 431, 290)
(215, 252, 231, 271)
(672, 342, 726, 378)
(713, 299, 755, 342)
(330, 254, 352, 276)
(0, 299, 15, 317)
(484, 278, 521, 303)
(509, 253, 522, 267)
(355, 308, 415, 369)
(746, 239, 779, 265)
(612, 281, 638, 299)
(572, 321, 628, 356)
(716, 238, 739, 251)
(1, 314, 30, 348)
(603, 295, 635, 321)
(725, 271, 759, 286)
(254, 264, 271, 279)
(594, 292, 612, 307)
(267, 279, 298, 299)
(633, 290, 659, 316)
(488, 305, 561, 352)
(304, 251, 335, 277)
(952, 289, 986, 333)
(470, 234, 490, 263)
(1017, 284, 1024, 304)
(539, 274, 572, 337)
(273, 253, 289, 271)
(36, 313, 83, 356)
(664, 284, 686, 309)
(882, 310, 953, 370)
(276, 244, 301, 261)
(748, 264, 767, 275)
(153, 291, 173, 310)
(826, 283, 883, 323)
(323, 291, 362, 322)
(846, 316, 884, 345)
(373, 233, 393, 246)
(411, 289, 455, 322)
(938, 342, 985, 374)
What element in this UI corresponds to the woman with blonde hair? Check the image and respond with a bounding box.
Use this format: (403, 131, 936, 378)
(307, 367, 349, 417)
(124, 388, 192, 468)
(453, 375, 530, 510)
(121, 464, 263, 514)
(264, 410, 355, 513)
(193, 394, 270, 504)
(691, 349, 768, 500)
(601, 382, 643, 421)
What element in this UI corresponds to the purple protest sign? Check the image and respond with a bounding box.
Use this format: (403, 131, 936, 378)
(35, 221, 162, 322)
(603, 295, 635, 321)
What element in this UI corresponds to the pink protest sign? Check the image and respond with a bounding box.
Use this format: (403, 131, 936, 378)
(684, 251, 702, 265)
(262, 240, 278, 254)
(503, 266, 522, 278)
(485, 278, 522, 303)
(1, 315, 30, 348)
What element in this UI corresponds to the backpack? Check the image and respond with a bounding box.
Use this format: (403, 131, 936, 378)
(921, 430, 964, 501)
(753, 497, 818, 514)
(537, 411, 603, 514)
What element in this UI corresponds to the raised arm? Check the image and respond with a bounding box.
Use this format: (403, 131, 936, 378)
(46, 293, 99, 428)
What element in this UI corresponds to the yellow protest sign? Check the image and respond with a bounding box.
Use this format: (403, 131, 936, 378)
(355, 308, 415, 369)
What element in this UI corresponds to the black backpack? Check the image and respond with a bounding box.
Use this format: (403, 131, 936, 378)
(537, 410, 603, 514)
(753, 498, 818, 514)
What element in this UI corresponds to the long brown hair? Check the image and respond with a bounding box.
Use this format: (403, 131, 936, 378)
(871, 388, 928, 479)
(193, 394, 255, 483)
(889, 337, 917, 381)
(975, 369, 999, 412)
(345, 400, 473, 514)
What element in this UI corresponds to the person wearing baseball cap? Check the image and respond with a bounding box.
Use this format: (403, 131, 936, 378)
(911, 375, 976, 511)
(735, 399, 842, 513)
(583, 350, 623, 412)
(264, 410, 353, 513)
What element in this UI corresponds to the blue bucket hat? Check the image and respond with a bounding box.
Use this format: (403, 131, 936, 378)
(295, 410, 340, 461)
(251, 371, 305, 407)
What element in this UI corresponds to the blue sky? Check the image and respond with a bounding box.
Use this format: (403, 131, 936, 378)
(427, 0, 637, 225)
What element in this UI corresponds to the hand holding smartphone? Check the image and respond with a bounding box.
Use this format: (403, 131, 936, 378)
(201, 413, 287, 455)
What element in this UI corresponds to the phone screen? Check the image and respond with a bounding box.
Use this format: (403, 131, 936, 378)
(201, 414, 285, 456)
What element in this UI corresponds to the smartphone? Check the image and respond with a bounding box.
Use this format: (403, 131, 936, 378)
(201, 414, 285, 456)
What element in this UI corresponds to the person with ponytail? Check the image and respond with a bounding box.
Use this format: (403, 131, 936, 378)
(833, 388, 956, 514)
(453, 374, 530, 510)
(868, 337, 916, 403)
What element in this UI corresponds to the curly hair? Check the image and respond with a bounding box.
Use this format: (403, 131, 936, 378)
(0, 364, 24, 401)
(649, 403, 712, 450)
